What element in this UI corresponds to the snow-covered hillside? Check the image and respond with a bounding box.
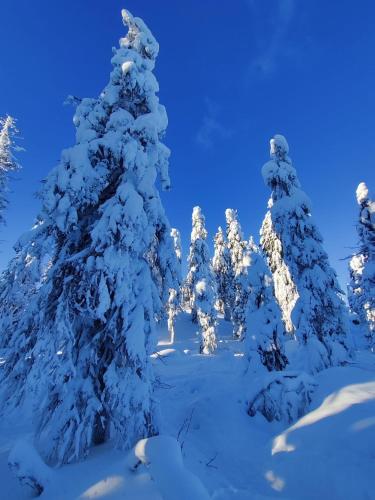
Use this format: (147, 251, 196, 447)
(1, 315, 374, 500)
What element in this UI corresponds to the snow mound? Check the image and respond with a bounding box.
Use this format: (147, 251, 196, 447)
(131, 435, 210, 500)
(267, 368, 375, 499)
(151, 348, 181, 359)
(247, 371, 317, 423)
(8, 440, 53, 497)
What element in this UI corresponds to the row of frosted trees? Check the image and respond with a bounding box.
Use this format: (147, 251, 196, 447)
(0, 9, 373, 483)
(178, 134, 374, 367)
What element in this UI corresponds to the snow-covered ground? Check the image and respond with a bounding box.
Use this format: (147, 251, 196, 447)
(1, 315, 374, 499)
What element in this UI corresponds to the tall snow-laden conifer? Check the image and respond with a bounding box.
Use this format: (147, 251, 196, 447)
(225, 209, 248, 337)
(244, 242, 288, 373)
(0, 116, 21, 227)
(260, 134, 350, 373)
(231, 240, 252, 339)
(245, 244, 316, 425)
(0, 10, 178, 465)
(0, 217, 55, 412)
(185, 207, 207, 321)
(148, 222, 181, 320)
(0, 224, 53, 350)
(212, 226, 232, 319)
(226, 208, 246, 280)
(171, 227, 182, 270)
(167, 288, 179, 344)
(196, 278, 218, 354)
(166, 228, 182, 341)
(184, 207, 217, 352)
(348, 182, 375, 346)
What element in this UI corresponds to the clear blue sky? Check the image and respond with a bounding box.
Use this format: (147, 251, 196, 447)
(1, 0, 374, 290)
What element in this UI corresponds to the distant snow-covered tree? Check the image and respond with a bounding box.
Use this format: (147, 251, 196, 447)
(165, 228, 182, 342)
(212, 226, 232, 319)
(0, 249, 37, 352)
(184, 207, 217, 352)
(171, 227, 182, 269)
(260, 134, 350, 373)
(0, 9, 177, 465)
(231, 240, 252, 339)
(196, 278, 217, 354)
(348, 182, 375, 347)
(0, 220, 55, 412)
(0, 227, 53, 354)
(148, 221, 181, 320)
(0, 115, 21, 227)
(225, 209, 248, 337)
(185, 207, 207, 321)
(167, 288, 179, 344)
(225, 208, 247, 280)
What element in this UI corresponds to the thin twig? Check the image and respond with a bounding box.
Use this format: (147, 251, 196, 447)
(177, 407, 195, 450)
(154, 379, 175, 390)
(181, 408, 195, 451)
(206, 452, 218, 469)
(153, 352, 167, 365)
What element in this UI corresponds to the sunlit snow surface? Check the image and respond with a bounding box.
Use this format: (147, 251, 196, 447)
(1, 315, 374, 499)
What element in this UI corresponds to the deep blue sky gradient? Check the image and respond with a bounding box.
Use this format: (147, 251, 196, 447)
(1, 0, 375, 290)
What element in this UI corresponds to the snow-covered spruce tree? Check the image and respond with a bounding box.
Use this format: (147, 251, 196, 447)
(348, 182, 375, 346)
(165, 228, 182, 342)
(167, 288, 179, 344)
(244, 241, 288, 373)
(212, 226, 232, 319)
(171, 227, 182, 270)
(260, 219, 297, 334)
(0, 251, 37, 353)
(226, 208, 246, 284)
(260, 134, 350, 372)
(184, 206, 207, 321)
(184, 207, 217, 352)
(147, 223, 181, 321)
(0, 216, 55, 349)
(245, 243, 318, 424)
(231, 240, 252, 339)
(196, 278, 218, 354)
(0, 220, 55, 412)
(0, 115, 21, 227)
(2, 10, 177, 465)
(225, 209, 248, 337)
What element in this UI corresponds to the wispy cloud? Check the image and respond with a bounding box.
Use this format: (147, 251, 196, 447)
(247, 0, 296, 77)
(195, 99, 233, 149)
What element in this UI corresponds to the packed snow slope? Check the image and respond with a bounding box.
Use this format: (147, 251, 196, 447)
(0, 315, 374, 499)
